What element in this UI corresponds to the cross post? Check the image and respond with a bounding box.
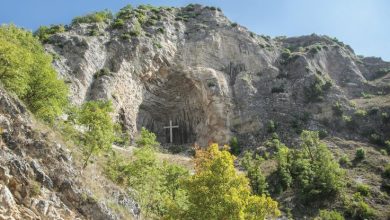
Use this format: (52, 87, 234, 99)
(163, 120, 179, 143)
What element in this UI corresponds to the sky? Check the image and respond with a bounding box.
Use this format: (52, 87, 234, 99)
(0, 0, 389, 61)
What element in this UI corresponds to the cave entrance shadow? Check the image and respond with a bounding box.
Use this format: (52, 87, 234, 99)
(135, 71, 205, 146)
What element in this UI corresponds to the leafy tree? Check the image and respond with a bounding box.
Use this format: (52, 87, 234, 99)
(240, 151, 269, 195)
(78, 100, 115, 168)
(275, 144, 293, 191)
(0, 24, 68, 122)
(290, 131, 345, 200)
(181, 144, 280, 219)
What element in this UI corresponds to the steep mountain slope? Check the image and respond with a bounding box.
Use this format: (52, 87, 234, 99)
(45, 4, 390, 148)
(0, 85, 139, 219)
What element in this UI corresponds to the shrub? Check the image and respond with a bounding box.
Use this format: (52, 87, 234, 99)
(116, 4, 133, 20)
(229, 136, 241, 155)
(281, 48, 292, 61)
(386, 140, 390, 153)
(356, 184, 370, 197)
(304, 75, 331, 102)
(339, 154, 352, 167)
(275, 145, 293, 191)
(0, 25, 68, 123)
(231, 22, 238, 27)
(34, 25, 65, 43)
(355, 148, 366, 160)
(381, 112, 390, 123)
(112, 19, 125, 29)
(384, 163, 390, 178)
(344, 193, 375, 220)
(332, 102, 343, 116)
(317, 210, 345, 220)
(369, 133, 383, 145)
(354, 109, 367, 117)
(240, 151, 268, 195)
(271, 85, 284, 93)
(267, 120, 276, 133)
(136, 127, 159, 148)
(71, 10, 113, 25)
(29, 181, 41, 197)
(318, 129, 328, 139)
(94, 68, 111, 78)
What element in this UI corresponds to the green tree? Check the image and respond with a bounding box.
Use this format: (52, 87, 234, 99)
(240, 151, 269, 195)
(291, 131, 345, 200)
(78, 100, 115, 168)
(181, 144, 280, 220)
(0, 24, 68, 123)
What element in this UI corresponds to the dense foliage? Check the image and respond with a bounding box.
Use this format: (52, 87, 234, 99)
(240, 151, 269, 195)
(34, 25, 65, 43)
(0, 25, 68, 122)
(106, 129, 281, 219)
(71, 10, 113, 25)
(180, 144, 280, 220)
(275, 130, 345, 201)
(105, 128, 189, 218)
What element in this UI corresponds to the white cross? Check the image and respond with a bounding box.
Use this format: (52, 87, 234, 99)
(163, 120, 179, 143)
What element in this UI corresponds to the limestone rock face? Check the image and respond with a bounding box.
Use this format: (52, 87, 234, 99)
(46, 4, 390, 146)
(0, 86, 139, 220)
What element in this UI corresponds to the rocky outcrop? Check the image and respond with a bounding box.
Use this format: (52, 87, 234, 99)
(45, 4, 390, 147)
(0, 86, 139, 220)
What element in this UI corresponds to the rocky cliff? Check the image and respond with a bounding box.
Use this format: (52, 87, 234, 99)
(0, 85, 139, 219)
(44, 4, 390, 148)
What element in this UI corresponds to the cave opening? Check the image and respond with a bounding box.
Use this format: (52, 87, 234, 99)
(136, 72, 205, 145)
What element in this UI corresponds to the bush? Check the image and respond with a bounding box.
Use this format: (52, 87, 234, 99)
(94, 68, 111, 78)
(231, 22, 238, 27)
(304, 75, 331, 102)
(112, 18, 125, 29)
(344, 193, 375, 220)
(29, 181, 41, 197)
(289, 131, 345, 201)
(72, 10, 113, 25)
(229, 136, 241, 155)
(355, 148, 366, 160)
(34, 25, 65, 43)
(0, 25, 68, 123)
(339, 154, 352, 167)
(271, 85, 284, 93)
(317, 210, 345, 220)
(267, 120, 276, 133)
(116, 4, 133, 20)
(332, 102, 343, 116)
(136, 127, 159, 148)
(356, 184, 370, 197)
(369, 133, 383, 145)
(355, 109, 367, 117)
(240, 151, 268, 195)
(318, 129, 328, 139)
(384, 163, 390, 178)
